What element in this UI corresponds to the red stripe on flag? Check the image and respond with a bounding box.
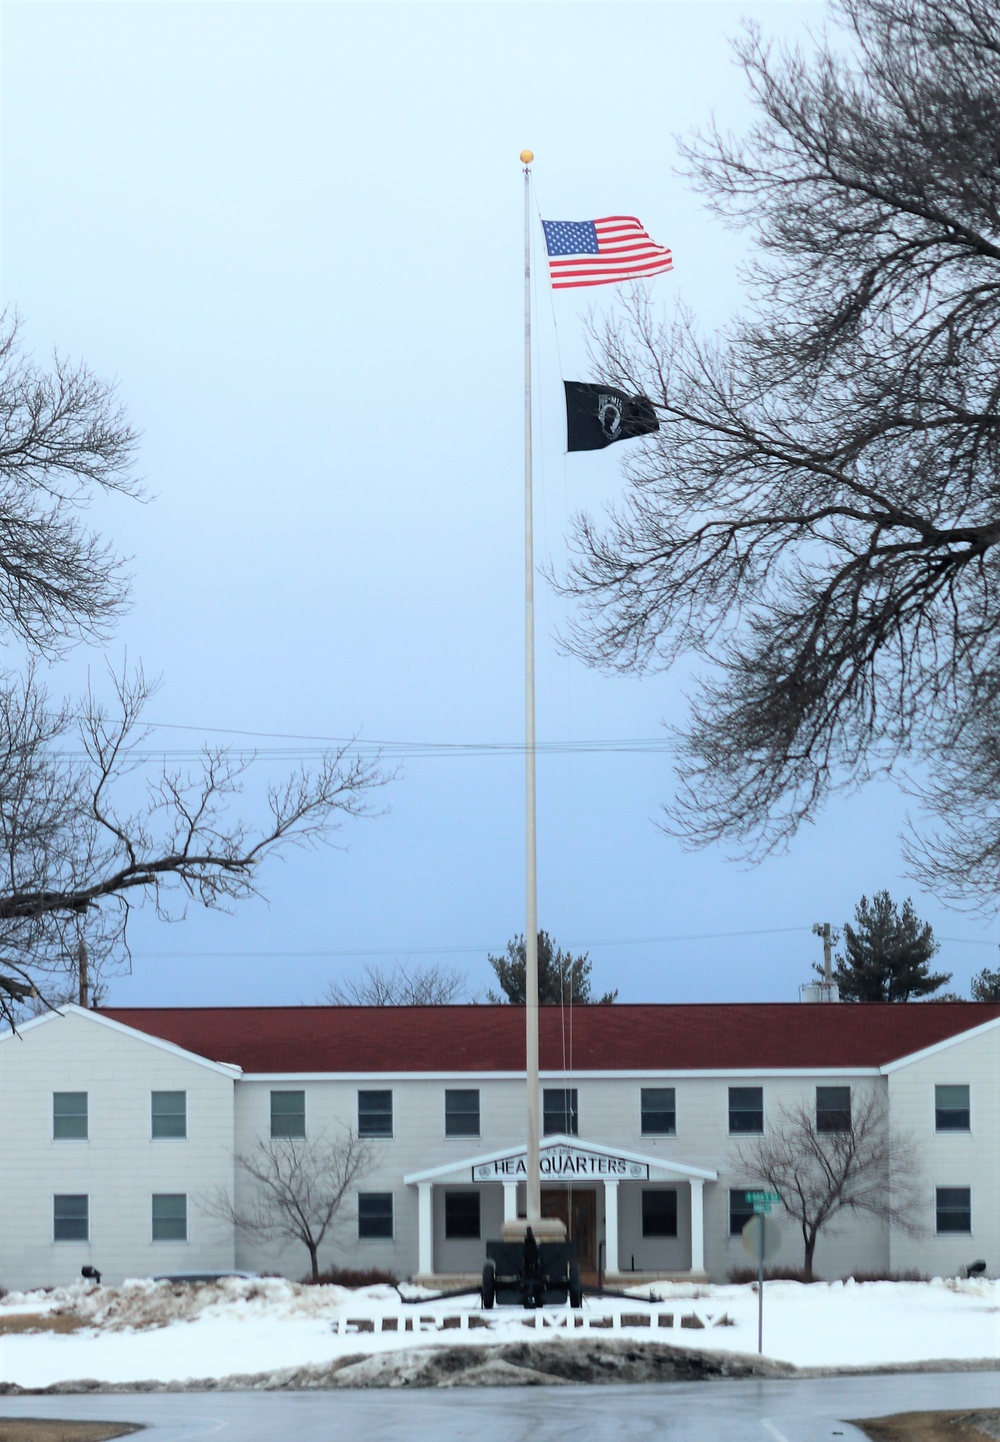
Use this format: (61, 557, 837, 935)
(550, 257, 674, 289)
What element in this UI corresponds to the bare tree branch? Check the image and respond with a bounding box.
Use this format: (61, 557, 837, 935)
(0, 666, 392, 1027)
(324, 960, 466, 1006)
(0, 313, 141, 655)
(557, 0, 1000, 902)
(0, 319, 395, 1024)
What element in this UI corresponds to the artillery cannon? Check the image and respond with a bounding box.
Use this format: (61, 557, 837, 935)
(481, 1226, 583, 1309)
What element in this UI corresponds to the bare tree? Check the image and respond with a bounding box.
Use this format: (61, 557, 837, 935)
(0, 666, 389, 1025)
(0, 318, 392, 1022)
(324, 960, 465, 1006)
(0, 313, 140, 654)
(734, 1090, 922, 1279)
(201, 1130, 376, 1283)
(558, 0, 1000, 905)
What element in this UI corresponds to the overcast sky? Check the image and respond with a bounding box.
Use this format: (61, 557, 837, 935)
(2, 0, 996, 1010)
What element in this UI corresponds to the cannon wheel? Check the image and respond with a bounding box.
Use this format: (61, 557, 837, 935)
(482, 1260, 496, 1309)
(568, 1263, 583, 1309)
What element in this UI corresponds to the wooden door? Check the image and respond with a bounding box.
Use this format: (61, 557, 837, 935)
(541, 1187, 597, 1268)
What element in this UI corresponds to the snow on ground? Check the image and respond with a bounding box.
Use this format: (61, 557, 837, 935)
(0, 1275, 997, 1388)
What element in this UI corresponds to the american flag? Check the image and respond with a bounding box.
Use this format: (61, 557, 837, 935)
(541, 216, 673, 290)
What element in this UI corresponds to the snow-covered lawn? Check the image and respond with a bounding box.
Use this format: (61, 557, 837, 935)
(0, 1275, 997, 1388)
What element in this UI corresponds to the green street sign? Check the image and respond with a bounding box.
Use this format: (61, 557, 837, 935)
(752, 1200, 773, 1213)
(745, 1191, 781, 1205)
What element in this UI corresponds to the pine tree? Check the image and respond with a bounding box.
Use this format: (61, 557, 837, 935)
(486, 931, 617, 1005)
(970, 967, 1000, 1002)
(828, 892, 950, 1002)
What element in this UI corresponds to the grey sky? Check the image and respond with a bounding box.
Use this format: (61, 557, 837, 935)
(2, 1, 995, 1008)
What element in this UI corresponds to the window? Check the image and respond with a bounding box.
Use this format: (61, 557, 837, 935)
(53, 1092, 88, 1140)
(641, 1189, 678, 1238)
(936, 1187, 972, 1234)
(152, 1193, 187, 1242)
(543, 1088, 578, 1136)
(53, 1194, 88, 1242)
(444, 1191, 481, 1239)
(729, 1189, 755, 1237)
(641, 1087, 676, 1135)
(358, 1090, 393, 1138)
(151, 1091, 187, 1139)
(728, 1087, 763, 1134)
(935, 1085, 970, 1132)
(358, 1192, 394, 1239)
(816, 1086, 851, 1133)
(445, 1089, 480, 1137)
(270, 1090, 305, 1138)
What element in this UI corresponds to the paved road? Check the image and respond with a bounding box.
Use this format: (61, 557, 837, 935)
(1, 1374, 998, 1442)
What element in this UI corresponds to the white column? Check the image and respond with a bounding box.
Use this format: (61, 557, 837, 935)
(604, 1177, 619, 1275)
(417, 1183, 433, 1278)
(690, 1178, 705, 1276)
(503, 1181, 518, 1224)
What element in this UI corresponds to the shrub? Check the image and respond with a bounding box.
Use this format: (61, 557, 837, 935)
(302, 1265, 398, 1287)
(847, 1269, 928, 1283)
(727, 1265, 928, 1284)
(727, 1265, 812, 1284)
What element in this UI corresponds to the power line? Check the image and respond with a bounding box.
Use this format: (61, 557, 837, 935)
(134, 925, 812, 960)
(127, 720, 679, 761)
(50, 738, 679, 764)
(130, 927, 1000, 962)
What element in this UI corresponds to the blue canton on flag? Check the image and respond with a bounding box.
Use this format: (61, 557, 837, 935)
(542, 220, 599, 256)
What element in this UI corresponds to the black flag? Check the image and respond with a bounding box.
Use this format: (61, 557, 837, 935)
(564, 381, 659, 452)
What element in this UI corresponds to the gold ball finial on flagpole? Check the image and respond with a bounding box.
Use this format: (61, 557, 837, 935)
(520, 149, 534, 164)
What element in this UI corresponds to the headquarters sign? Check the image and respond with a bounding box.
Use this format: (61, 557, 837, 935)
(474, 1145, 648, 1183)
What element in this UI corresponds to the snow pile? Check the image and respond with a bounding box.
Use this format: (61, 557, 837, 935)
(0, 1276, 997, 1388)
(0, 1276, 366, 1332)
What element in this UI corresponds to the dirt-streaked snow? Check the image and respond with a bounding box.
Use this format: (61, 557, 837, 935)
(0, 1275, 996, 1389)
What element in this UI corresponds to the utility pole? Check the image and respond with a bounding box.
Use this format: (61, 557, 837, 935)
(811, 922, 835, 1000)
(78, 936, 89, 1008)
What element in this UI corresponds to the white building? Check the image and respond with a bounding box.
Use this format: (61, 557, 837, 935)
(1, 999, 997, 1290)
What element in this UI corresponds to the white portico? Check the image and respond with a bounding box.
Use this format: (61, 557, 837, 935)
(405, 1135, 717, 1285)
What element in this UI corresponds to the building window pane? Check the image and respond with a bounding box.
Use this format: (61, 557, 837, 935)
(53, 1194, 88, 1242)
(444, 1191, 481, 1239)
(152, 1193, 188, 1242)
(445, 1089, 480, 1137)
(816, 1086, 852, 1133)
(641, 1087, 676, 1136)
(270, 1090, 305, 1138)
(151, 1091, 187, 1139)
(936, 1187, 971, 1234)
(358, 1090, 393, 1138)
(358, 1192, 394, 1239)
(729, 1189, 756, 1237)
(53, 1092, 88, 1140)
(935, 1085, 970, 1132)
(728, 1087, 763, 1134)
(543, 1088, 578, 1136)
(641, 1189, 678, 1238)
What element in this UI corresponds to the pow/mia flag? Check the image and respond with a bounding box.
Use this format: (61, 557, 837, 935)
(564, 381, 660, 452)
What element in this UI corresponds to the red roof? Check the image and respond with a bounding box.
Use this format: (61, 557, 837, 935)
(97, 1002, 1000, 1074)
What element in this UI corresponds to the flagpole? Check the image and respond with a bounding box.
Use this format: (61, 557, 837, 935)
(520, 148, 541, 1230)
